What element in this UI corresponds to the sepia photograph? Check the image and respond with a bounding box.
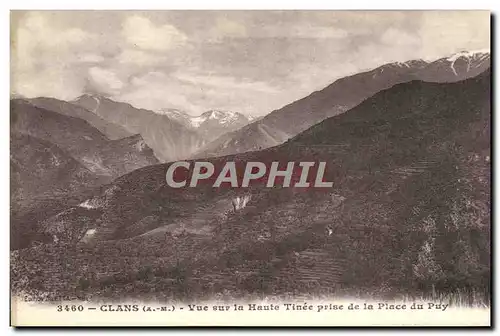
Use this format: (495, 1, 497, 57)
(9, 9, 491, 327)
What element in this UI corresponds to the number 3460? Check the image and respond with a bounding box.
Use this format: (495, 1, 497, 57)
(56, 305, 84, 312)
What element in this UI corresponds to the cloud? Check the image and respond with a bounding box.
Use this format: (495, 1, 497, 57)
(122, 15, 187, 51)
(292, 26, 348, 39)
(13, 66, 85, 99)
(209, 17, 248, 41)
(119, 72, 206, 113)
(87, 67, 124, 96)
(11, 12, 98, 99)
(118, 70, 283, 116)
(21, 12, 91, 47)
(78, 54, 106, 63)
(173, 71, 278, 93)
(257, 23, 348, 39)
(380, 28, 421, 47)
(117, 49, 166, 66)
(13, 13, 93, 72)
(418, 11, 490, 60)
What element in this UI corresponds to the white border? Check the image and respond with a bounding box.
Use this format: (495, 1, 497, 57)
(2, 1, 497, 335)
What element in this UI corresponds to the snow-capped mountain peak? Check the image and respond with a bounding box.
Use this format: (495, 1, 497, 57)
(158, 108, 252, 129)
(391, 59, 428, 68)
(447, 49, 490, 62)
(157, 108, 188, 117)
(155, 108, 192, 128)
(439, 49, 490, 77)
(155, 108, 254, 142)
(201, 110, 243, 125)
(71, 93, 110, 116)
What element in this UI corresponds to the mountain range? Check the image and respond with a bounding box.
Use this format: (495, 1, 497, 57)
(11, 99, 159, 179)
(195, 50, 490, 158)
(158, 108, 256, 143)
(11, 68, 490, 300)
(27, 95, 257, 163)
(71, 94, 205, 162)
(14, 50, 489, 167)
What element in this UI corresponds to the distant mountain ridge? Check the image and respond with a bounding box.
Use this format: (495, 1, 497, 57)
(10, 132, 98, 201)
(13, 50, 490, 163)
(15, 94, 255, 165)
(10, 99, 159, 179)
(158, 108, 256, 143)
(195, 50, 490, 159)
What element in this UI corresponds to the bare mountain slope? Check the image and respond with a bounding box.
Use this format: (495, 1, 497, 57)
(10, 132, 104, 249)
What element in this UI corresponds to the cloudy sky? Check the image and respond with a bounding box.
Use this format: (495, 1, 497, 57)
(11, 11, 490, 116)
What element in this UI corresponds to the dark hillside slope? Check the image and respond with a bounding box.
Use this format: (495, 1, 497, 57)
(10, 133, 104, 249)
